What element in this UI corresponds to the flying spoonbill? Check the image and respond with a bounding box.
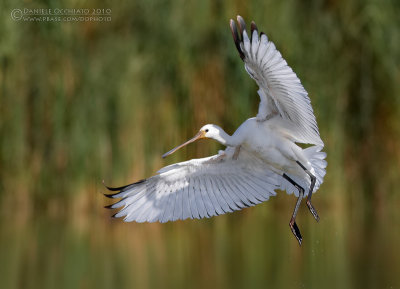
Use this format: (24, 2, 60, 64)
(104, 16, 327, 245)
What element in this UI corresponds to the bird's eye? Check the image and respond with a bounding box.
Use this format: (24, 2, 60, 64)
(205, 129, 209, 133)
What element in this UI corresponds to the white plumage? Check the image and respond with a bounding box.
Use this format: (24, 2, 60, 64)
(106, 148, 281, 223)
(231, 17, 323, 145)
(104, 16, 327, 245)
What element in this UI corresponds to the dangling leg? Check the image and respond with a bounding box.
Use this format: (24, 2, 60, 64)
(296, 161, 319, 222)
(283, 173, 304, 246)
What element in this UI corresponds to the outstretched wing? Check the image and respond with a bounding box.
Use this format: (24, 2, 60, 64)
(230, 16, 323, 146)
(104, 148, 280, 223)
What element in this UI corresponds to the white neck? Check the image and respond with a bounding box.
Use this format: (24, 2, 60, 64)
(212, 127, 241, 147)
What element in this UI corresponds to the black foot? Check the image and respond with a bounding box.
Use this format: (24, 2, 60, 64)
(289, 220, 302, 246)
(306, 200, 320, 222)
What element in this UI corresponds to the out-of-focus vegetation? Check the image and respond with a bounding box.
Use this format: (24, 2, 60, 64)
(1, 0, 400, 289)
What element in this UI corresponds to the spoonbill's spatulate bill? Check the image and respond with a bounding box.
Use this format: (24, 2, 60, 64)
(104, 16, 327, 245)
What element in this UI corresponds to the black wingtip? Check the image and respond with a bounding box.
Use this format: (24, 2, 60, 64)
(250, 21, 258, 31)
(104, 193, 118, 199)
(103, 179, 146, 199)
(103, 179, 146, 192)
(230, 18, 245, 60)
(236, 15, 246, 36)
(103, 181, 129, 192)
(104, 204, 115, 209)
(250, 21, 258, 41)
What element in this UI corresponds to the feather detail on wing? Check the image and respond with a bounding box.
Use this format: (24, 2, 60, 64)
(104, 148, 280, 223)
(230, 16, 323, 146)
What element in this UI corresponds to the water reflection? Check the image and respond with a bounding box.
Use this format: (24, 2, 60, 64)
(1, 189, 399, 289)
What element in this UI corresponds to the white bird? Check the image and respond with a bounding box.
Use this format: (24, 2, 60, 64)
(104, 16, 327, 245)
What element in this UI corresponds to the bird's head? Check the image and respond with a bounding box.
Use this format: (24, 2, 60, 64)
(199, 124, 224, 139)
(162, 124, 224, 158)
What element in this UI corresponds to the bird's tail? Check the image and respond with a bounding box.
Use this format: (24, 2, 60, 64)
(280, 145, 327, 197)
(303, 145, 327, 192)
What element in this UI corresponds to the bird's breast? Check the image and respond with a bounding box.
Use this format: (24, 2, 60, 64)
(237, 118, 293, 168)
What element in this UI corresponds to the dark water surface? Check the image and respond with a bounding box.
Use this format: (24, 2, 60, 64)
(1, 188, 399, 289)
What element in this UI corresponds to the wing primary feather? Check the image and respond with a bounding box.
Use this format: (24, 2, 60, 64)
(147, 182, 166, 222)
(103, 179, 145, 192)
(248, 171, 279, 192)
(199, 178, 217, 217)
(213, 176, 236, 210)
(230, 19, 244, 60)
(181, 179, 191, 220)
(204, 177, 225, 215)
(234, 174, 265, 202)
(250, 21, 258, 39)
(142, 181, 167, 222)
(216, 176, 243, 210)
(104, 201, 127, 210)
(251, 30, 260, 60)
(165, 182, 180, 222)
(194, 178, 208, 218)
(217, 176, 243, 208)
(223, 176, 252, 207)
(230, 16, 323, 145)
(208, 177, 232, 213)
(141, 188, 161, 223)
(188, 177, 200, 219)
(160, 183, 174, 223)
(257, 34, 268, 63)
(248, 172, 277, 197)
(236, 174, 267, 202)
(103, 183, 145, 199)
(121, 183, 158, 221)
(237, 15, 246, 41)
(230, 177, 259, 205)
(242, 172, 274, 198)
(112, 186, 149, 219)
(147, 184, 167, 222)
(172, 188, 184, 221)
(125, 187, 156, 222)
(104, 192, 123, 199)
(242, 31, 251, 56)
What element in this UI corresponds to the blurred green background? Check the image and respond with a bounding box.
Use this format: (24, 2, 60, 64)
(1, 0, 400, 288)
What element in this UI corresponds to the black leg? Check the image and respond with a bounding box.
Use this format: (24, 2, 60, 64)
(296, 161, 320, 222)
(283, 173, 304, 246)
